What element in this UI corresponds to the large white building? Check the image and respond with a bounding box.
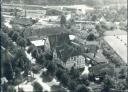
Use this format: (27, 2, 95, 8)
(31, 38, 51, 53)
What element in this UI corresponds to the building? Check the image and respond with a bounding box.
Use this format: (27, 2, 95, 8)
(86, 41, 99, 54)
(30, 38, 51, 53)
(66, 55, 85, 69)
(51, 33, 86, 69)
(52, 48, 85, 69)
(31, 39, 45, 47)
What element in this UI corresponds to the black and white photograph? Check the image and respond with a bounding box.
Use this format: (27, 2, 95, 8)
(0, 0, 127, 92)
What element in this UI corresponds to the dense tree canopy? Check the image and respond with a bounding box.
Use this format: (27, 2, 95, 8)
(75, 84, 89, 92)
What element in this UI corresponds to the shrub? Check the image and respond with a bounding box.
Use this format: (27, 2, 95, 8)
(16, 37, 27, 48)
(75, 84, 89, 92)
(31, 65, 41, 74)
(68, 80, 77, 91)
(51, 85, 67, 92)
(31, 49, 39, 59)
(79, 74, 90, 86)
(101, 75, 115, 92)
(27, 45, 35, 54)
(47, 61, 57, 76)
(33, 82, 43, 92)
(11, 32, 19, 42)
(26, 38, 31, 46)
(13, 78, 23, 85)
(110, 56, 122, 67)
(87, 33, 96, 41)
(116, 80, 127, 90)
(45, 53, 53, 60)
(56, 68, 65, 81)
(60, 73, 70, 87)
(118, 68, 126, 79)
(18, 88, 24, 92)
(41, 71, 53, 82)
(70, 67, 80, 79)
(8, 31, 14, 38)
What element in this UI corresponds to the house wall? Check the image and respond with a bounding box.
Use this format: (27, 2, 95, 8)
(52, 49, 86, 69)
(66, 55, 85, 69)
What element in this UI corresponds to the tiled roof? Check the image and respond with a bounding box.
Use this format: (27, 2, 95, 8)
(86, 41, 99, 46)
(90, 63, 114, 76)
(11, 18, 34, 26)
(32, 26, 70, 36)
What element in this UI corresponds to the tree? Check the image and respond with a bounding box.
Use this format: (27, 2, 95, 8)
(45, 52, 53, 60)
(33, 82, 43, 92)
(56, 68, 65, 81)
(119, 68, 126, 79)
(91, 15, 97, 21)
(36, 53, 45, 65)
(47, 61, 57, 76)
(101, 75, 114, 92)
(14, 49, 30, 74)
(7, 85, 16, 92)
(14, 67, 22, 77)
(110, 56, 121, 67)
(15, 56, 25, 69)
(15, 49, 26, 59)
(87, 33, 96, 41)
(51, 85, 67, 92)
(8, 30, 14, 38)
(2, 24, 9, 33)
(60, 15, 66, 27)
(116, 80, 127, 90)
(18, 88, 24, 92)
(60, 73, 70, 87)
(2, 48, 14, 80)
(14, 58, 30, 78)
(31, 64, 41, 74)
(11, 31, 19, 42)
(79, 74, 90, 86)
(31, 48, 40, 59)
(70, 66, 80, 79)
(95, 24, 105, 37)
(17, 37, 27, 48)
(75, 84, 89, 92)
(26, 38, 32, 46)
(126, 75, 128, 89)
(0, 31, 13, 49)
(27, 44, 35, 54)
(68, 80, 77, 91)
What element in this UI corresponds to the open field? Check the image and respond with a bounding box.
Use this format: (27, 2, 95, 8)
(104, 34, 127, 63)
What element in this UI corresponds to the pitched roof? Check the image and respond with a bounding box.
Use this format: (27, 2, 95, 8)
(11, 17, 34, 26)
(31, 40, 45, 46)
(86, 41, 99, 46)
(32, 26, 70, 36)
(90, 63, 114, 76)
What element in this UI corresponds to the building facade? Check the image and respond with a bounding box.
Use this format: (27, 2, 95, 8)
(66, 55, 85, 69)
